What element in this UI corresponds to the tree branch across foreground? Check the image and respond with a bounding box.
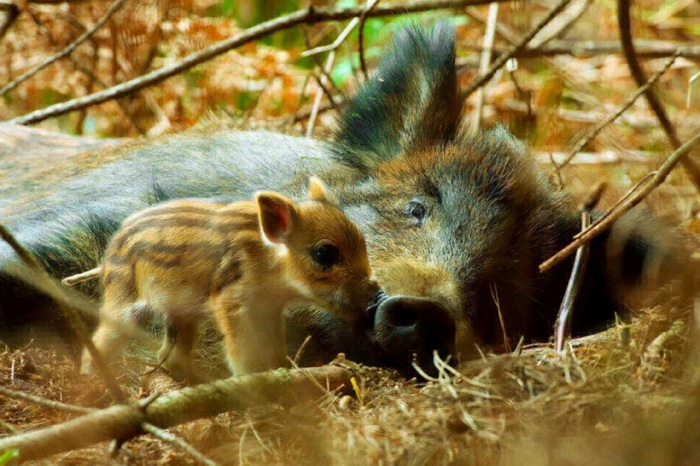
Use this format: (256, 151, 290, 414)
(8, 0, 508, 126)
(0, 365, 352, 462)
(539, 128, 700, 272)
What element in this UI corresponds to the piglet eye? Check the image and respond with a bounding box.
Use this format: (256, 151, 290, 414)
(311, 243, 340, 269)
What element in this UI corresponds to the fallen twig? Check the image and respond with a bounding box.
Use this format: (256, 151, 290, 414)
(539, 129, 700, 273)
(461, 0, 573, 101)
(0, 365, 352, 463)
(618, 0, 700, 191)
(9, 0, 506, 125)
(0, 0, 127, 97)
(556, 51, 681, 169)
(0, 386, 94, 415)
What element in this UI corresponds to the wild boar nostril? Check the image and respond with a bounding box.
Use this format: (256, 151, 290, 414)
(390, 307, 417, 327)
(373, 295, 456, 376)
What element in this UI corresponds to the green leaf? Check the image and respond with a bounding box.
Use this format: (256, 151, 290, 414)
(0, 450, 19, 466)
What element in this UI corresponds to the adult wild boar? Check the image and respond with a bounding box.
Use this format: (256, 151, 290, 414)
(0, 24, 681, 375)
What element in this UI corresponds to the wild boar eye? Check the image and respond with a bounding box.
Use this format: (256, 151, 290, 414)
(405, 200, 427, 225)
(311, 243, 340, 269)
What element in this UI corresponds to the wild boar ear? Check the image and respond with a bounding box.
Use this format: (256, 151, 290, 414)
(308, 176, 332, 203)
(256, 192, 297, 245)
(333, 22, 462, 174)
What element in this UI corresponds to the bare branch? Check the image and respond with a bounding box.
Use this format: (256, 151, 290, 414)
(0, 365, 352, 463)
(539, 129, 700, 273)
(8, 0, 509, 125)
(493, 100, 700, 130)
(618, 0, 700, 191)
(24, 8, 144, 134)
(459, 40, 700, 59)
(359, 0, 380, 80)
(0, 385, 94, 415)
(302, 18, 360, 58)
(471, 2, 500, 134)
(556, 52, 681, 169)
(461, 0, 573, 101)
(0, 0, 128, 97)
(572, 171, 656, 240)
(306, 51, 337, 138)
(554, 211, 591, 354)
(528, 0, 591, 48)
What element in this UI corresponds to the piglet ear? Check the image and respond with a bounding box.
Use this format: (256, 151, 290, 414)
(308, 176, 332, 203)
(256, 192, 297, 244)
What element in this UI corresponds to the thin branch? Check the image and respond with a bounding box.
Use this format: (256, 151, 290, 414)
(471, 1, 499, 134)
(461, 4, 638, 156)
(141, 422, 218, 466)
(507, 67, 531, 120)
(493, 99, 700, 130)
(293, 99, 337, 123)
(8, 0, 508, 125)
(306, 51, 336, 137)
(459, 40, 700, 59)
(548, 152, 564, 189)
(0, 386, 94, 415)
(573, 171, 655, 239)
(300, 25, 345, 105)
(292, 335, 313, 365)
(528, 0, 591, 49)
(618, 0, 700, 191)
(461, 0, 573, 101)
(556, 51, 681, 169)
(287, 71, 312, 130)
(577, 178, 607, 212)
(0, 0, 128, 97)
(0, 365, 352, 463)
(0, 0, 19, 40)
(539, 129, 700, 273)
(24, 8, 143, 134)
(0, 224, 125, 403)
(554, 211, 591, 354)
(302, 18, 360, 57)
(359, 0, 380, 80)
(302, 1, 377, 137)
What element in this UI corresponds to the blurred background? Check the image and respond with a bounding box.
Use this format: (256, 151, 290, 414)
(2, 0, 698, 230)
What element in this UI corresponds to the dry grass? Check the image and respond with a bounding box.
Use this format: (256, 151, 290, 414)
(1, 298, 698, 464)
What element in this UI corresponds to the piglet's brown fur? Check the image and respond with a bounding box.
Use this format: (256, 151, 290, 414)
(80, 177, 377, 379)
